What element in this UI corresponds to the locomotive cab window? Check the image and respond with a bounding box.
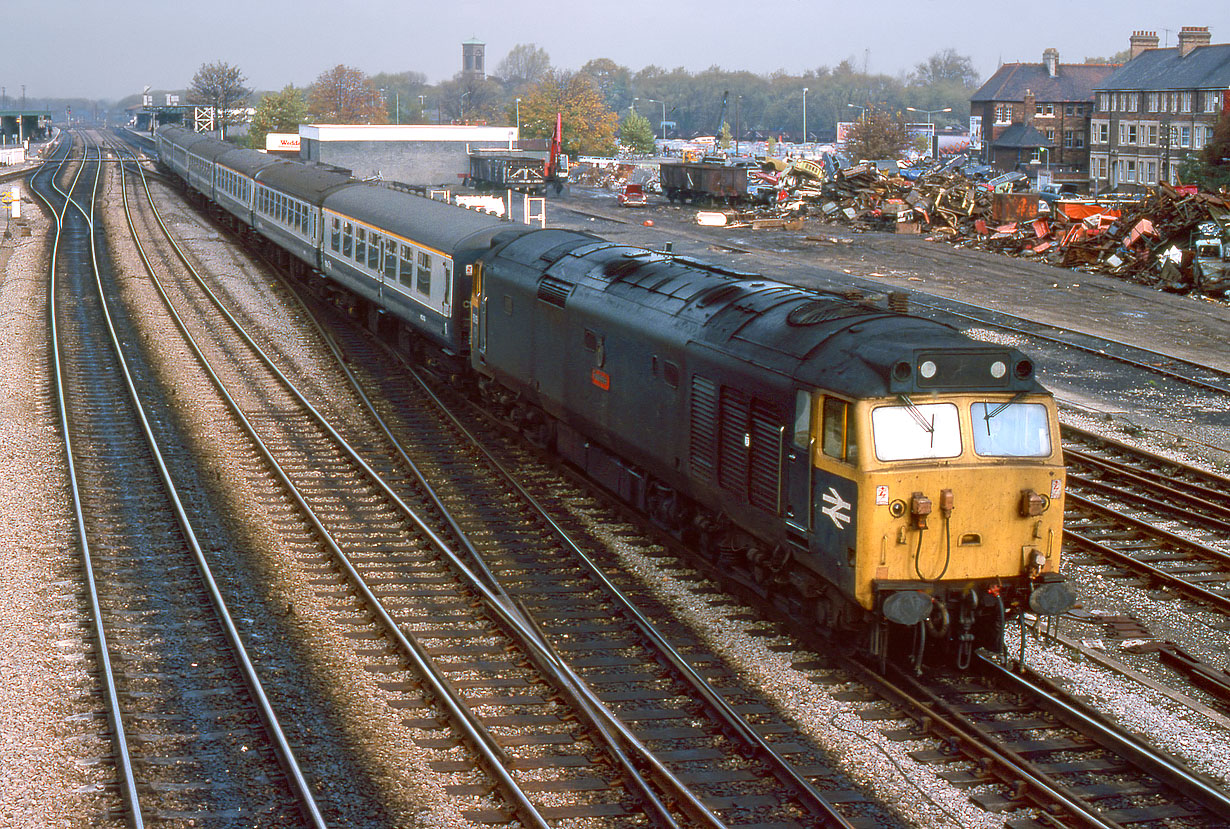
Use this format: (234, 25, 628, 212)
(821, 397, 858, 464)
(871, 400, 961, 461)
(971, 401, 1052, 457)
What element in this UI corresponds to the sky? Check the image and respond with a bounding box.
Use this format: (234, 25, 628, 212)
(2, 1, 1227, 103)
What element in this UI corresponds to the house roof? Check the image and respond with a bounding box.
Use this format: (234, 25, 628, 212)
(992, 122, 1054, 149)
(1094, 44, 1230, 91)
(972, 62, 1119, 103)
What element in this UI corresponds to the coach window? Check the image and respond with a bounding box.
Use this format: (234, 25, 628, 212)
(330, 217, 341, 252)
(355, 228, 367, 264)
(342, 222, 353, 258)
(383, 239, 397, 281)
(822, 396, 859, 464)
(367, 233, 381, 270)
(417, 251, 431, 295)
(399, 244, 414, 286)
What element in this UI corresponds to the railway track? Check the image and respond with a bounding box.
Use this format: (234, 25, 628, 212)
(826, 651, 1230, 829)
(121, 137, 904, 827)
(33, 131, 324, 826)
(1061, 423, 1230, 615)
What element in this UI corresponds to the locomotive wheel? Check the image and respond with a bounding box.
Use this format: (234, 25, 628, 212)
(521, 411, 555, 449)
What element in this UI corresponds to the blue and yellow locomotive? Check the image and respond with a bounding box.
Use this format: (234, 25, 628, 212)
(155, 125, 1073, 665)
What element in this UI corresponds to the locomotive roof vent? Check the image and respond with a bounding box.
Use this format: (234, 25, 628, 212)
(786, 299, 873, 326)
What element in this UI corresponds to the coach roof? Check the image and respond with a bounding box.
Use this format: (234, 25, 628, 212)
(255, 161, 353, 204)
(323, 183, 508, 254)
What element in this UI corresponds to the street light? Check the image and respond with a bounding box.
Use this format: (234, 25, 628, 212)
(460, 90, 470, 122)
(906, 107, 951, 158)
(632, 97, 638, 114)
(644, 98, 666, 141)
(802, 87, 808, 151)
(515, 97, 521, 133)
(906, 106, 952, 125)
(847, 103, 867, 122)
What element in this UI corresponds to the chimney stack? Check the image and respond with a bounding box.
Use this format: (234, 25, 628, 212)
(1129, 30, 1159, 60)
(1177, 26, 1211, 58)
(1043, 48, 1059, 78)
(1023, 89, 1035, 126)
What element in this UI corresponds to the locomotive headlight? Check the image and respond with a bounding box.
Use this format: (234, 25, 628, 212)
(990, 360, 1007, 379)
(919, 360, 937, 379)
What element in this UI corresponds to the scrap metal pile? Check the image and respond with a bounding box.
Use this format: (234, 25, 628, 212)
(699, 157, 1230, 299)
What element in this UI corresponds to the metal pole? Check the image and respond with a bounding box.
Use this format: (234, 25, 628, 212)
(802, 87, 808, 152)
(735, 95, 740, 156)
(515, 98, 521, 133)
(396, 91, 400, 124)
(660, 101, 666, 141)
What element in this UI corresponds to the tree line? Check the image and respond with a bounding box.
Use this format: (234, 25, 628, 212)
(180, 46, 983, 157)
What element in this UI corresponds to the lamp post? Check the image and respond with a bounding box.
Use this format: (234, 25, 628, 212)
(379, 88, 385, 124)
(906, 107, 951, 158)
(735, 95, 741, 156)
(906, 106, 952, 125)
(644, 98, 666, 141)
(395, 91, 400, 124)
(460, 90, 470, 122)
(515, 97, 521, 133)
(802, 87, 808, 151)
(847, 103, 867, 122)
(632, 97, 638, 114)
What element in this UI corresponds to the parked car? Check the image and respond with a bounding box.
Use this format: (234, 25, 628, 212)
(617, 183, 648, 207)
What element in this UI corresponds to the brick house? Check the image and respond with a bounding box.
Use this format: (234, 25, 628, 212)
(1089, 28, 1230, 195)
(971, 49, 1118, 189)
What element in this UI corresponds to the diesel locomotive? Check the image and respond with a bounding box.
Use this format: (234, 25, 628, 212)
(153, 125, 1074, 666)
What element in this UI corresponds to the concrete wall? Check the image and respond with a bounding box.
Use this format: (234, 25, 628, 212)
(299, 125, 518, 188)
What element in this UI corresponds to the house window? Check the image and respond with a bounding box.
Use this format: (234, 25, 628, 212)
(1181, 91, 1192, 112)
(1143, 160, 1157, 183)
(1124, 159, 1136, 182)
(1127, 94, 1137, 112)
(1180, 125, 1191, 147)
(1064, 130, 1074, 148)
(1074, 132, 1085, 148)
(1098, 92, 1110, 112)
(1045, 128, 1055, 141)
(1126, 124, 1137, 144)
(1045, 103, 1054, 116)
(1064, 103, 1074, 116)
(1031, 148, 1043, 162)
(1206, 90, 1222, 113)
(1093, 121, 1109, 144)
(1146, 124, 1158, 146)
(995, 104, 1010, 124)
(1035, 103, 1044, 115)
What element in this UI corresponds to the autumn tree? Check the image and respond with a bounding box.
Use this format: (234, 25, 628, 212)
(519, 70, 618, 157)
(619, 111, 655, 155)
(580, 58, 631, 111)
(369, 70, 428, 124)
(844, 108, 910, 160)
(248, 85, 307, 150)
(496, 43, 551, 90)
(188, 61, 250, 138)
(910, 49, 979, 87)
(307, 65, 387, 124)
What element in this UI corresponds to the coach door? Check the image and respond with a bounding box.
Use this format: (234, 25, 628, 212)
(783, 390, 814, 536)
